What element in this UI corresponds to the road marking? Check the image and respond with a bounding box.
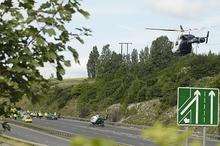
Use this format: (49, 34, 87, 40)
(203, 96, 206, 123)
(211, 96, 213, 124)
(209, 90, 215, 124)
(180, 96, 197, 115)
(180, 90, 200, 124)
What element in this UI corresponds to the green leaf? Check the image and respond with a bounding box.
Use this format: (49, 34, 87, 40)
(68, 46, 79, 63)
(56, 62, 65, 80)
(43, 28, 56, 36)
(78, 9, 90, 19)
(57, 25, 66, 31)
(46, 51, 57, 60)
(64, 60, 71, 67)
(75, 36, 84, 44)
(60, 31, 69, 43)
(35, 36, 45, 46)
(76, 28, 83, 31)
(44, 17, 56, 26)
(2, 0, 13, 8)
(27, 26, 38, 35)
(40, 2, 51, 9)
(19, 0, 34, 10)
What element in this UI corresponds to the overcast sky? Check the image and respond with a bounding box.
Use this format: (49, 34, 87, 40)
(39, 0, 220, 79)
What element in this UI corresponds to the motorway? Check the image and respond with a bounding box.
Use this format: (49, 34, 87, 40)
(4, 124, 69, 146)
(2, 118, 220, 146)
(32, 118, 219, 146)
(33, 118, 152, 146)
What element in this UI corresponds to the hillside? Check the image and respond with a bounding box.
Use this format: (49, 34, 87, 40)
(17, 37, 220, 134)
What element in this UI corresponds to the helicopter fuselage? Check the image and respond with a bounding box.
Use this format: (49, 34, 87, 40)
(173, 34, 207, 55)
(146, 26, 209, 56)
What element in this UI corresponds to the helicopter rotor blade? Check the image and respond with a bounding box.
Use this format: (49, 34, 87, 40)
(145, 27, 181, 32)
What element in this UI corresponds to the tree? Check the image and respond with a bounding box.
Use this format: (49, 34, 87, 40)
(139, 46, 149, 63)
(110, 52, 122, 74)
(96, 44, 112, 79)
(99, 44, 111, 61)
(87, 46, 99, 78)
(0, 0, 90, 116)
(150, 36, 173, 69)
(131, 49, 138, 64)
(125, 54, 131, 65)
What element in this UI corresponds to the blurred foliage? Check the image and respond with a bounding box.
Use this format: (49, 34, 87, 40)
(69, 123, 204, 146)
(70, 136, 117, 146)
(142, 122, 193, 146)
(0, 0, 90, 116)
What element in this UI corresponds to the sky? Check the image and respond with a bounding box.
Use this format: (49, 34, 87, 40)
(39, 0, 220, 79)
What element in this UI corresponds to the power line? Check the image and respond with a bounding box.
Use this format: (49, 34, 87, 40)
(119, 42, 132, 55)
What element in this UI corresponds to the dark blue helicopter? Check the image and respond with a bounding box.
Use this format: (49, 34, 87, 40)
(146, 25, 209, 56)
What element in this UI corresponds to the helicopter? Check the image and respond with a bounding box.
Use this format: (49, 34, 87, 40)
(145, 25, 210, 56)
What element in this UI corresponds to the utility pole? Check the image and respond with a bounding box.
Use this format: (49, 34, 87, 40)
(119, 42, 132, 55)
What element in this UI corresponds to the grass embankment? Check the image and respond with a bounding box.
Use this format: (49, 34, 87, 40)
(16, 78, 87, 112)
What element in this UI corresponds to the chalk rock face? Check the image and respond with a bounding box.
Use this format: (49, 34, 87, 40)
(106, 103, 122, 122)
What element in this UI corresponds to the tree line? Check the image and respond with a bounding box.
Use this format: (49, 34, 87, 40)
(82, 36, 220, 115)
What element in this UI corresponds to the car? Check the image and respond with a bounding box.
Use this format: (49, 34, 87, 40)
(46, 113, 58, 120)
(30, 112, 37, 118)
(90, 115, 105, 127)
(38, 112, 43, 119)
(1, 122, 11, 132)
(22, 115, 32, 123)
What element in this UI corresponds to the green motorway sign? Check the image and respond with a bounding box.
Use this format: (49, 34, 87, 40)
(177, 87, 219, 126)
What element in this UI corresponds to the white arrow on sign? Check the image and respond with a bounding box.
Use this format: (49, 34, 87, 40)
(209, 90, 215, 124)
(181, 90, 200, 124)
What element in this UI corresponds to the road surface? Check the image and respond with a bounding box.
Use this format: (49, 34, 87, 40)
(32, 118, 220, 146)
(4, 124, 69, 146)
(33, 118, 152, 146)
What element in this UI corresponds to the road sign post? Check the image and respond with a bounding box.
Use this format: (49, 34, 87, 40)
(203, 127, 206, 146)
(177, 87, 219, 146)
(185, 127, 189, 146)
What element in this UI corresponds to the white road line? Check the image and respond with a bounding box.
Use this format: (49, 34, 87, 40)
(196, 95, 199, 124)
(210, 95, 213, 124)
(203, 97, 206, 123)
(180, 96, 197, 115)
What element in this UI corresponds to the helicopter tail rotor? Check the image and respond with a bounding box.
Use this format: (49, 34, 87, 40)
(206, 31, 210, 44)
(180, 25, 184, 32)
